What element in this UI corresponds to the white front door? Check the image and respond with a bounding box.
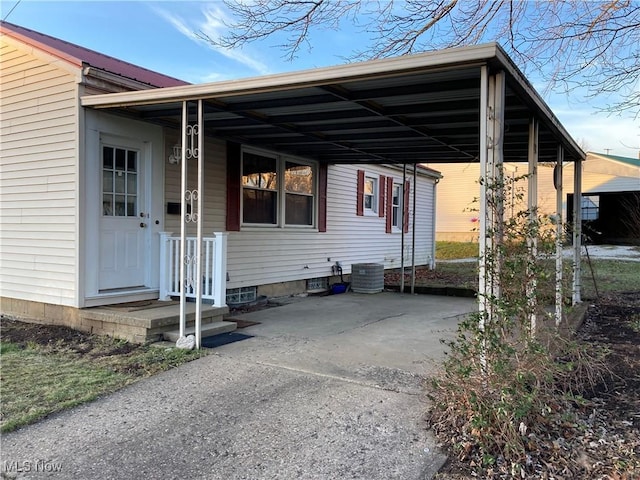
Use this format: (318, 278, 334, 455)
(99, 143, 149, 290)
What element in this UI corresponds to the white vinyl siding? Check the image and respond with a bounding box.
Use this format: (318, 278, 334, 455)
(162, 146, 437, 289)
(226, 164, 435, 289)
(0, 39, 80, 305)
(163, 134, 227, 234)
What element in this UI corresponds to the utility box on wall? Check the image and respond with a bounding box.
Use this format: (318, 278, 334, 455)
(350, 263, 384, 294)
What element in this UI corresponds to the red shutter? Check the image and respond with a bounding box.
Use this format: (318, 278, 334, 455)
(378, 175, 386, 217)
(318, 163, 328, 232)
(385, 176, 393, 233)
(226, 141, 241, 231)
(403, 179, 410, 233)
(356, 169, 364, 216)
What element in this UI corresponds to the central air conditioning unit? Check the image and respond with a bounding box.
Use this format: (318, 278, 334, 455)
(350, 263, 384, 294)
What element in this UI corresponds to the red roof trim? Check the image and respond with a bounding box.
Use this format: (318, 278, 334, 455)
(0, 21, 189, 88)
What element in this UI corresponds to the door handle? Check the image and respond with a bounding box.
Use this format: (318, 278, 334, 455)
(140, 222, 147, 228)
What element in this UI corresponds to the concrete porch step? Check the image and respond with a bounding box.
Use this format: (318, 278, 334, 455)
(163, 321, 237, 342)
(79, 302, 230, 344)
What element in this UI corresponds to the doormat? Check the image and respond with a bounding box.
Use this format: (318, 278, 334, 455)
(225, 318, 261, 329)
(201, 332, 254, 349)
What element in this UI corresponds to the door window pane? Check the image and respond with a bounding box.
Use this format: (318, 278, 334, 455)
(115, 148, 126, 171)
(103, 146, 113, 169)
(127, 151, 137, 172)
(103, 170, 113, 193)
(115, 172, 125, 193)
(127, 173, 137, 195)
(102, 146, 138, 217)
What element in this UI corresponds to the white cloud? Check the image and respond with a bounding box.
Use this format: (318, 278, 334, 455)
(554, 106, 639, 158)
(153, 4, 270, 77)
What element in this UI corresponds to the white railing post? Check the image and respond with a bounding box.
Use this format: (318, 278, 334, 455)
(158, 232, 173, 301)
(213, 232, 228, 307)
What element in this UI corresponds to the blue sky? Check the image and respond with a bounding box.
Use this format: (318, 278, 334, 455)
(2, 0, 638, 158)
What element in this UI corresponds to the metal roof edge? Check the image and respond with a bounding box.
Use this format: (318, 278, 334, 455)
(491, 44, 585, 161)
(588, 151, 640, 168)
(81, 43, 499, 108)
(1, 21, 83, 69)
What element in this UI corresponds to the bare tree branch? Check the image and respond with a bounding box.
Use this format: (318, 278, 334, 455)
(210, 0, 640, 116)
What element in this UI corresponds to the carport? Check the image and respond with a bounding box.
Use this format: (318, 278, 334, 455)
(82, 42, 585, 347)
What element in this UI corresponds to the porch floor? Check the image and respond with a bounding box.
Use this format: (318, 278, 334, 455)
(80, 301, 231, 344)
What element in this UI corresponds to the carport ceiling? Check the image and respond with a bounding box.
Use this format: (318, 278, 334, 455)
(82, 43, 584, 165)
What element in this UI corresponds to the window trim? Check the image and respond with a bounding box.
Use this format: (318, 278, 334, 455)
(240, 146, 318, 229)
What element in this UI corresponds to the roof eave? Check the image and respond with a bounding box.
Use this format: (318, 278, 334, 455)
(80, 43, 500, 109)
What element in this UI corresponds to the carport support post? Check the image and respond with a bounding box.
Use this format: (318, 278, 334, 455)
(527, 118, 539, 335)
(195, 100, 204, 349)
(478, 67, 505, 341)
(555, 146, 564, 326)
(178, 100, 205, 349)
(400, 164, 407, 294)
(572, 159, 583, 304)
(411, 163, 417, 294)
(179, 102, 187, 340)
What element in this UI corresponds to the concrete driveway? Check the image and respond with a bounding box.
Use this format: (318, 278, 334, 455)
(1, 292, 475, 480)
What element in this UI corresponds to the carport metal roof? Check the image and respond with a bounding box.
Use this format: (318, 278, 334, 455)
(81, 43, 584, 164)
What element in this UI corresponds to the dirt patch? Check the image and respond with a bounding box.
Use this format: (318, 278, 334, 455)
(1, 316, 139, 359)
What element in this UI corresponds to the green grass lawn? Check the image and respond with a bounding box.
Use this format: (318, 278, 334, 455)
(393, 257, 640, 299)
(436, 241, 479, 260)
(0, 333, 205, 433)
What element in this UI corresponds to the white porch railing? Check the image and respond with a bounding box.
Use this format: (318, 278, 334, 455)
(159, 231, 228, 307)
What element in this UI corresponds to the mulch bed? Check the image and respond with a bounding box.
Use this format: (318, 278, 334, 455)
(436, 291, 640, 479)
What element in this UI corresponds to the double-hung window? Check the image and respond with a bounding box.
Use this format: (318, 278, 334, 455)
(364, 176, 377, 213)
(285, 162, 314, 225)
(241, 149, 316, 227)
(391, 183, 402, 229)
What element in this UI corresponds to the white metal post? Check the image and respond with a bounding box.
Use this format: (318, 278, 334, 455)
(572, 159, 583, 304)
(479, 69, 505, 324)
(555, 146, 564, 326)
(430, 180, 438, 270)
(400, 163, 406, 294)
(478, 66, 489, 321)
(179, 101, 187, 339)
(194, 99, 204, 349)
(213, 232, 228, 307)
(411, 163, 417, 294)
(527, 118, 539, 335)
(490, 72, 505, 309)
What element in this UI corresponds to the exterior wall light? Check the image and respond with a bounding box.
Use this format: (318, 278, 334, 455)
(168, 144, 181, 164)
